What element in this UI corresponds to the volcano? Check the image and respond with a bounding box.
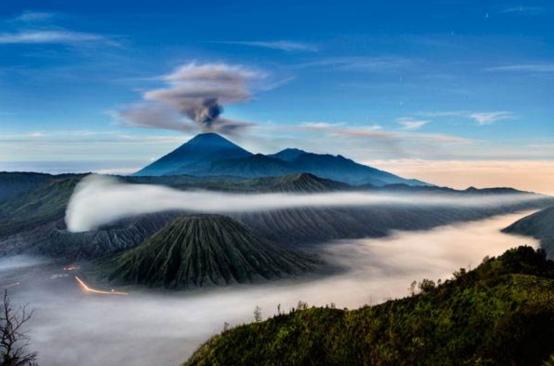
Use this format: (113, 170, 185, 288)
(135, 133, 252, 176)
(134, 133, 427, 187)
(107, 215, 319, 288)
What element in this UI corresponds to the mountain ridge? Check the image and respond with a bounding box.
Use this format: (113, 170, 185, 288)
(134, 133, 427, 187)
(0, 171, 550, 260)
(503, 206, 554, 258)
(135, 133, 252, 176)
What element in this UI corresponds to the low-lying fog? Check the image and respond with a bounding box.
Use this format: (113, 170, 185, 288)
(0, 211, 538, 366)
(66, 175, 543, 232)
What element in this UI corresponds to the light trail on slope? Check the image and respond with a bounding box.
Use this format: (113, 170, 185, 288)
(64, 264, 80, 271)
(74, 276, 128, 296)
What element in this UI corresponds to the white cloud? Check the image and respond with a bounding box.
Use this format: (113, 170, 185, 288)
(161, 63, 264, 84)
(297, 121, 468, 144)
(300, 121, 346, 129)
(0, 130, 188, 164)
(1, 11, 116, 46)
(66, 175, 542, 232)
(396, 118, 429, 130)
(95, 166, 142, 175)
(500, 6, 545, 15)
(416, 111, 468, 118)
(298, 56, 413, 72)
(216, 40, 317, 52)
(469, 111, 514, 125)
(417, 110, 515, 126)
(259, 120, 474, 162)
(14, 11, 55, 22)
(486, 63, 554, 73)
(0, 30, 113, 45)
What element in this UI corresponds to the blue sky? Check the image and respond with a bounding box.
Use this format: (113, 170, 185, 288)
(0, 0, 553, 190)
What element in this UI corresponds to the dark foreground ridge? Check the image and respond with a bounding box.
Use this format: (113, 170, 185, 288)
(185, 246, 554, 366)
(106, 215, 319, 288)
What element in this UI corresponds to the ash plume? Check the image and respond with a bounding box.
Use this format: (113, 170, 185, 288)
(119, 62, 262, 135)
(186, 98, 223, 128)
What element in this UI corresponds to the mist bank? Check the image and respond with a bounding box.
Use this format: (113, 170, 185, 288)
(2, 211, 538, 366)
(66, 175, 545, 232)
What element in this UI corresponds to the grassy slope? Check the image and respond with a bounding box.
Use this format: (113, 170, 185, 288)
(107, 215, 319, 288)
(185, 246, 554, 366)
(0, 172, 55, 201)
(0, 176, 82, 237)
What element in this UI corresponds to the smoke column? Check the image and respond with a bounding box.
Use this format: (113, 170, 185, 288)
(119, 63, 261, 134)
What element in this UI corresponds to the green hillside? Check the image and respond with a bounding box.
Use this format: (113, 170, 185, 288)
(0, 171, 55, 201)
(107, 215, 319, 288)
(0, 175, 82, 237)
(185, 246, 554, 366)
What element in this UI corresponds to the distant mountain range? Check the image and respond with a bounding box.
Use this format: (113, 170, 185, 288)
(135, 133, 427, 187)
(0, 169, 551, 261)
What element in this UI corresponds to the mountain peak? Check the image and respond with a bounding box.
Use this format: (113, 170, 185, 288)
(182, 133, 242, 149)
(280, 148, 306, 153)
(134, 133, 252, 176)
(270, 173, 349, 192)
(107, 215, 317, 288)
(271, 148, 308, 162)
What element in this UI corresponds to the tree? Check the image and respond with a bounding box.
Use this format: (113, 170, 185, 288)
(253, 306, 262, 322)
(453, 267, 467, 279)
(0, 290, 37, 366)
(222, 322, 230, 332)
(409, 280, 417, 296)
(418, 279, 436, 293)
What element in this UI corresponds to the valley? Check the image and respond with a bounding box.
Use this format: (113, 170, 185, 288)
(0, 211, 540, 366)
(0, 133, 552, 365)
(0, 134, 551, 266)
